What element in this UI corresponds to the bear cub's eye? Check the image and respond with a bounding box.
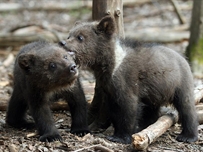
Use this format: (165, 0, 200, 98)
(49, 62, 57, 70)
(77, 35, 83, 42)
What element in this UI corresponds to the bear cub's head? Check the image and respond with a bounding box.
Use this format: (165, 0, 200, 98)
(17, 41, 78, 91)
(59, 16, 117, 67)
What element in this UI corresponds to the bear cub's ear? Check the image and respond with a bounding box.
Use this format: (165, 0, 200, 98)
(18, 54, 35, 72)
(97, 15, 116, 36)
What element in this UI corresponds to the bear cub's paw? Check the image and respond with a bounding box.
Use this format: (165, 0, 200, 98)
(107, 135, 131, 144)
(70, 129, 90, 137)
(176, 133, 198, 143)
(39, 133, 62, 142)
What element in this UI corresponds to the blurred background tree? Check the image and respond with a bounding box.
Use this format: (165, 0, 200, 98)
(186, 0, 203, 78)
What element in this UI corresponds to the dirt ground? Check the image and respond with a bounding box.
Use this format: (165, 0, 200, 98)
(0, 0, 203, 151)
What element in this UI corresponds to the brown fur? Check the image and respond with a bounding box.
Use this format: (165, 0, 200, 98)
(6, 41, 89, 142)
(60, 16, 198, 144)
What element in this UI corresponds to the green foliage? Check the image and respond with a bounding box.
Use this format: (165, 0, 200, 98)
(187, 38, 203, 77)
(189, 38, 203, 64)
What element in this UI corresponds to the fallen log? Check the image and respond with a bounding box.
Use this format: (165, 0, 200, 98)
(0, 100, 69, 111)
(132, 112, 178, 150)
(0, 29, 190, 48)
(132, 85, 203, 151)
(0, 1, 149, 13)
(0, 31, 62, 47)
(125, 30, 189, 43)
(132, 109, 203, 150)
(0, 2, 91, 13)
(50, 101, 69, 111)
(0, 78, 93, 111)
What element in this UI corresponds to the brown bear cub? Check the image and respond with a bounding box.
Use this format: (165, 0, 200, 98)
(59, 16, 198, 144)
(6, 41, 89, 142)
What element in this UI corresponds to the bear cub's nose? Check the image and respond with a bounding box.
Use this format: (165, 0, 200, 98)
(69, 64, 77, 73)
(59, 40, 66, 46)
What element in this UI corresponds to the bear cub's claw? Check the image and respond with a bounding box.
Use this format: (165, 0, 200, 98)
(176, 133, 198, 143)
(39, 133, 62, 142)
(70, 129, 90, 137)
(106, 135, 131, 144)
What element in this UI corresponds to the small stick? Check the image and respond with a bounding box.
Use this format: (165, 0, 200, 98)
(72, 144, 113, 152)
(26, 132, 37, 138)
(3, 53, 14, 67)
(194, 85, 203, 104)
(50, 101, 69, 111)
(169, 0, 185, 24)
(197, 110, 203, 124)
(94, 144, 114, 152)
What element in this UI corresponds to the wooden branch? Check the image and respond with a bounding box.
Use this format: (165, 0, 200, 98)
(3, 53, 15, 67)
(0, 100, 69, 111)
(132, 112, 178, 150)
(0, 28, 190, 48)
(194, 85, 203, 104)
(94, 145, 114, 152)
(195, 104, 203, 111)
(0, 31, 66, 47)
(50, 101, 69, 111)
(132, 85, 203, 150)
(132, 109, 203, 150)
(169, 0, 185, 24)
(124, 5, 191, 24)
(123, 0, 152, 7)
(73, 144, 113, 152)
(131, 86, 203, 151)
(0, 1, 157, 13)
(0, 2, 91, 13)
(125, 30, 189, 43)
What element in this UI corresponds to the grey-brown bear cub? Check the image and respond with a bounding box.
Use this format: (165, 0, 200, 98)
(6, 41, 89, 142)
(60, 16, 198, 144)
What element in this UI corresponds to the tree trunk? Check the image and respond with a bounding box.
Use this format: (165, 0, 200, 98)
(186, 0, 203, 78)
(88, 0, 124, 131)
(92, 0, 124, 38)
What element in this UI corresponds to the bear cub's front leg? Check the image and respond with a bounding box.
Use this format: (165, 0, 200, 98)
(6, 41, 89, 142)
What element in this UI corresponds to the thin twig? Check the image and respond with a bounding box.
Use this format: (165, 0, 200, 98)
(169, 0, 185, 24)
(72, 144, 113, 152)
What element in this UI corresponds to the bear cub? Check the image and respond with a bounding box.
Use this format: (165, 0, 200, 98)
(59, 16, 198, 144)
(6, 41, 89, 142)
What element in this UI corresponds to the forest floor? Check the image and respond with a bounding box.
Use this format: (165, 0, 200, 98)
(0, 0, 203, 151)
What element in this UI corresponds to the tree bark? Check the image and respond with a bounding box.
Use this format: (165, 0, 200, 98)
(92, 0, 124, 38)
(186, 0, 203, 78)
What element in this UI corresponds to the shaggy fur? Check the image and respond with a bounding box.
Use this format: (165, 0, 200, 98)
(60, 16, 198, 144)
(6, 41, 89, 142)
